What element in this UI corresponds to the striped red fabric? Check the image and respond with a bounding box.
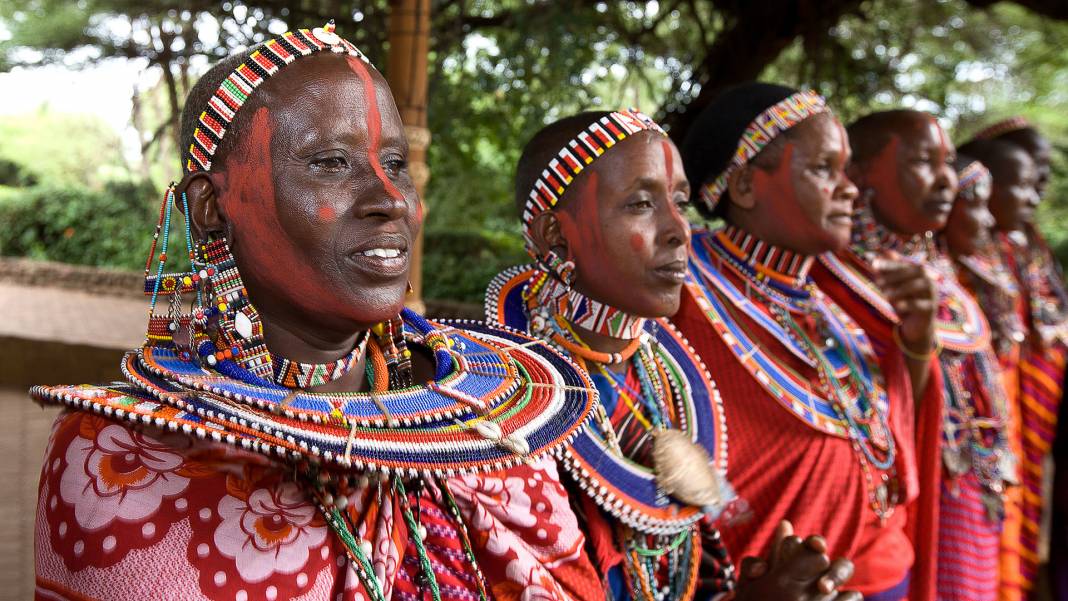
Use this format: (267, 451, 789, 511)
(937, 474, 1000, 600)
(1016, 346, 1067, 591)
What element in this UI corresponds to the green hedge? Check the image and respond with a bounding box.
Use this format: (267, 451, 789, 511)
(422, 227, 527, 304)
(0, 181, 159, 270)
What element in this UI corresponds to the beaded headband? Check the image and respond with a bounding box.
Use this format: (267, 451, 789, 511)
(698, 90, 829, 213)
(186, 20, 372, 172)
(956, 160, 992, 202)
(972, 116, 1030, 141)
(522, 109, 667, 249)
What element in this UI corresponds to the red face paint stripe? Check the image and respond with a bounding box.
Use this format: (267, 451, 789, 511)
(345, 55, 404, 202)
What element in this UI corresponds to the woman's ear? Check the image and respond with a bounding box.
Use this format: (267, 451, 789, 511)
(726, 165, 757, 210)
(528, 211, 569, 258)
(176, 172, 226, 241)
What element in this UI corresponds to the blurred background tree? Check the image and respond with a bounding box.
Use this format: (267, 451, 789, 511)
(2, 0, 1068, 302)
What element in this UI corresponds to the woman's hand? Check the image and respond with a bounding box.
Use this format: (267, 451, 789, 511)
(728, 521, 862, 601)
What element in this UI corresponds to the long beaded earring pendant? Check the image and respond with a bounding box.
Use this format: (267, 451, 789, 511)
(194, 236, 274, 381)
(370, 315, 413, 389)
(143, 185, 203, 361)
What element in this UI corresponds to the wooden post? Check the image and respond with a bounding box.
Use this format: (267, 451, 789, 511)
(386, 0, 431, 313)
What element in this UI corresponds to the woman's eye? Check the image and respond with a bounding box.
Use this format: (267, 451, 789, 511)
(384, 157, 408, 176)
(311, 157, 348, 172)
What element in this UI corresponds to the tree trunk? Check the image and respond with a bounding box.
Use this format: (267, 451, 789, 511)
(386, 0, 432, 312)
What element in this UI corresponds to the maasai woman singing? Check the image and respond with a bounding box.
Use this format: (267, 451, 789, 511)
(940, 156, 1028, 600)
(30, 22, 605, 601)
(676, 83, 937, 601)
(963, 125, 1068, 596)
(811, 109, 1016, 601)
(485, 110, 861, 601)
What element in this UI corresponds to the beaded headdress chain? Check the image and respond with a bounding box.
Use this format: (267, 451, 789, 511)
(521, 110, 666, 341)
(956, 160, 993, 203)
(698, 90, 829, 213)
(186, 20, 371, 172)
(972, 116, 1030, 142)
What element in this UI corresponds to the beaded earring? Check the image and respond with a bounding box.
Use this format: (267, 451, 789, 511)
(537, 247, 576, 287)
(524, 248, 576, 339)
(191, 235, 274, 382)
(369, 315, 414, 389)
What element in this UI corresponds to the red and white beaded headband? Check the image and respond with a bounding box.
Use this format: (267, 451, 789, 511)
(973, 116, 1030, 141)
(698, 90, 829, 213)
(956, 160, 992, 201)
(522, 109, 667, 248)
(186, 20, 372, 173)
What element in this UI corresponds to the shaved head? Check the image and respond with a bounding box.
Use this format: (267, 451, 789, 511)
(848, 109, 939, 168)
(957, 139, 1033, 182)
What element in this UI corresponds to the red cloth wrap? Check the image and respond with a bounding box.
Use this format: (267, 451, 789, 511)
(673, 276, 917, 597)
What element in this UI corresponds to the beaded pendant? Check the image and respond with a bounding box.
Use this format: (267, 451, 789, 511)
(486, 265, 732, 534)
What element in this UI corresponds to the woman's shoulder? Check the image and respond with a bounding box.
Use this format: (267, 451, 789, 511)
(35, 409, 349, 600)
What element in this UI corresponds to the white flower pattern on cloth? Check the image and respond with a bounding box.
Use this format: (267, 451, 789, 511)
(59, 422, 190, 530)
(214, 481, 329, 582)
(450, 457, 590, 600)
(36, 411, 604, 600)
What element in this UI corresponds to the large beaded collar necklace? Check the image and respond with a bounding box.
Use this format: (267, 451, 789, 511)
(486, 265, 731, 532)
(956, 252, 1022, 341)
(1003, 227, 1068, 348)
(487, 264, 735, 600)
(688, 227, 899, 521)
(848, 193, 1015, 512)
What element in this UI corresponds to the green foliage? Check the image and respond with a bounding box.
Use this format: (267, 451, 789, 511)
(422, 226, 527, 303)
(0, 179, 159, 269)
(0, 158, 37, 186)
(0, 110, 128, 186)
(4, 0, 1068, 301)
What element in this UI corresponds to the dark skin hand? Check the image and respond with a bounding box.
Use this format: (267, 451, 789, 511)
(698, 521, 860, 600)
(870, 252, 938, 403)
(176, 52, 435, 392)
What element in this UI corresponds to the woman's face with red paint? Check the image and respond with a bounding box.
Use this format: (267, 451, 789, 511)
(215, 53, 419, 333)
(863, 117, 958, 234)
(736, 114, 858, 255)
(944, 177, 995, 257)
(555, 133, 691, 318)
(989, 150, 1040, 233)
